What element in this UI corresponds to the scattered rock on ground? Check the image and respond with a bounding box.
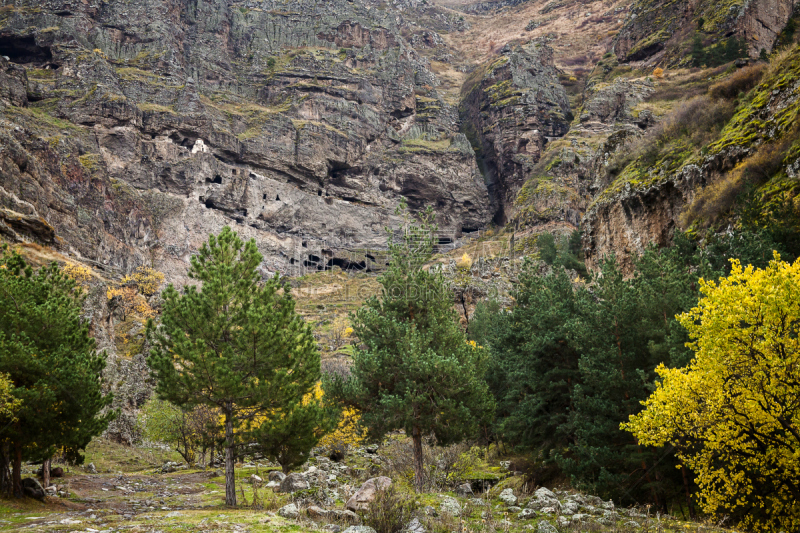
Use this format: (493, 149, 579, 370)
(269, 471, 286, 482)
(346, 476, 392, 511)
(279, 473, 310, 493)
(456, 482, 474, 496)
(537, 521, 558, 533)
(439, 496, 461, 516)
(307, 505, 329, 519)
(498, 488, 517, 506)
(278, 503, 300, 519)
(405, 517, 425, 533)
(343, 527, 377, 533)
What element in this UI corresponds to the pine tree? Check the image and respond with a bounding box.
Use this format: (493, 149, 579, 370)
(254, 388, 334, 473)
(0, 247, 114, 497)
(484, 266, 581, 455)
(691, 33, 707, 67)
(147, 227, 319, 506)
(324, 202, 495, 490)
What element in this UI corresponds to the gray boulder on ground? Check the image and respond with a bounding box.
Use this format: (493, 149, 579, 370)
(527, 487, 561, 511)
(455, 482, 474, 496)
(278, 473, 309, 493)
(518, 508, 537, 519)
(536, 521, 558, 533)
(84, 463, 97, 474)
(22, 478, 45, 500)
(346, 477, 392, 511)
(278, 503, 300, 519)
(498, 488, 517, 506)
(439, 496, 461, 517)
(405, 517, 425, 533)
(307, 505, 329, 519)
(343, 527, 377, 533)
(330, 509, 360, 523)
(562, 500, 579, 515)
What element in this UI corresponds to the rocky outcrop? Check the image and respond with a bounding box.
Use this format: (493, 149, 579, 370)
(583, 44, 800, 270)
(345, 476, 391, 511)
(614, 0, 796, 65)
(511, 75, 655, 233)
(461, 42, 570, 224)
(0, 0, 491, 283)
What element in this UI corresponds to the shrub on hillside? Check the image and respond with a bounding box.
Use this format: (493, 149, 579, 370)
(709, 63, 766, 100)
(361, 484, 418, 533)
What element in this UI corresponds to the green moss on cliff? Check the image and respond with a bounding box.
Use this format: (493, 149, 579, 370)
(592, 44, 800, 212)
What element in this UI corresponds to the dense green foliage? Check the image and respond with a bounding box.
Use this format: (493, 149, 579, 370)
(325, 203, 495, 490)
(147, 227, 321, 505)
(475, 222, 800, 510)
(0, 247, 114, 496)
(254, 386, 336, 473)
(691, 33, 748, 67)
(536, 230, 587, 278)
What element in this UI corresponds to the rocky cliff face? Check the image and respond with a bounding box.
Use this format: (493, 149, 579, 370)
(0, 0, 501, 283)
(460, 42, 570, 224)
(2, 0, 798, 281)
(613, 0, 796, 65)
(583, 45, 800, 270)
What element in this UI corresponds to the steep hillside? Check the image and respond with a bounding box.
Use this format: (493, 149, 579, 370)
(584, 44, 800, 269)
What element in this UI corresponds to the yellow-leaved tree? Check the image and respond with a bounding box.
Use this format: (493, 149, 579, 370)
(623, 253, 800, 532)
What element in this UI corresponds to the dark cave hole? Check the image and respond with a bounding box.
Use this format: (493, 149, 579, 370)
(0, 35, 57, 66)
(276, 194, 281, 201)
(263, 193, 267, 200)
(205, 175, 222, 184)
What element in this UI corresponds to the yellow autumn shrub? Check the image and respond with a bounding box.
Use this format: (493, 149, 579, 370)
(62, 263, 92, 286)
(623, 253, 800, 532)
(316, 382, 365, 449)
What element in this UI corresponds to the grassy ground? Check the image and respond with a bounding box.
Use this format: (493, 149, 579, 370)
(0, 437, 740, 533)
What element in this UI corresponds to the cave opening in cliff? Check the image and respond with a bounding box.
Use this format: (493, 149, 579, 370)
(0, 35, 57, 67)
(262, 194, 267, 200)
(206, 175, 222, 184)
(327, 258, 368, 272)
(275, 194, 281, 201)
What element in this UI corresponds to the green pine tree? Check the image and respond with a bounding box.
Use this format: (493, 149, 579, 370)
(254, 394, 335, 473)
(691, 33, 707, 67)
(484, 266, 581, 455)
(324, 202, 495, 490)
(0, 247, 114, 497)
(147, 227, 320, 506)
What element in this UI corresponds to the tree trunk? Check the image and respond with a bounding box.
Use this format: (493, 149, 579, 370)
(224, 407, 236, 506)
(411, 425, 424, 491)
(0, 443, 10, 495)
(12, 442, 22, 498)
(42, 457, 51, 489)
(681, 465, 695, 519)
